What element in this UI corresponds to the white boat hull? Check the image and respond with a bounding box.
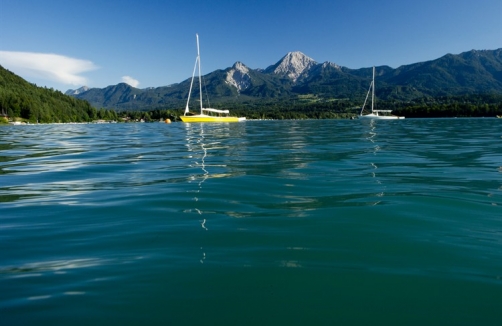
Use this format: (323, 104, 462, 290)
(359, 113, 404, 120)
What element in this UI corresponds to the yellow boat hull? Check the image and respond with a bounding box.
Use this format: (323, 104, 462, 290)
(180, 115, 246, 123)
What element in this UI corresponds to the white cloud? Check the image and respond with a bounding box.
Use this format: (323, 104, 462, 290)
(0, 51, 98, 86)
(122, 76, 140, 88)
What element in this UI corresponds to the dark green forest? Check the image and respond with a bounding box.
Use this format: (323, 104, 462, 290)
(392, 94, 502, 118)
(0, 65, 118, 123)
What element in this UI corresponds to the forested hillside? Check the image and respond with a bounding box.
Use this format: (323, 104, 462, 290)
(0, 65, 117, 123)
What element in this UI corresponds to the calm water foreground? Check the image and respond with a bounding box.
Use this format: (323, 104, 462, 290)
(1, 119, 501, 325)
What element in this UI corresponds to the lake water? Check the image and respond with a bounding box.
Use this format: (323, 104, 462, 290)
(1, 119, 501, 325)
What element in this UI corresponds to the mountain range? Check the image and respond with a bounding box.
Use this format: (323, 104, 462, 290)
(66, 49, 502, 110)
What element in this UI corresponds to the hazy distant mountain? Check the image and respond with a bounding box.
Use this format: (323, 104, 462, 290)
(65, 86, 90, 95)
(66, 49, 502, 110)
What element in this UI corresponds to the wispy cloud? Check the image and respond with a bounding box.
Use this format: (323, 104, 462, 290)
(122, 76, 140, 88)
(0, 51, 98, 86)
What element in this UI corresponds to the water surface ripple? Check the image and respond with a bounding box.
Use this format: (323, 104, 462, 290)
(1, 119, 501, 325)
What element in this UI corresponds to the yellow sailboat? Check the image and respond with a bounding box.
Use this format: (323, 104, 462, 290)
(180, 34, 245, 123)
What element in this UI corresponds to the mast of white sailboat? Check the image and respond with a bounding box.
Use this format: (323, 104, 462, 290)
(196, 34, 203, 115)
(185, 35, 200, 116)
(371, 66, 375, 114)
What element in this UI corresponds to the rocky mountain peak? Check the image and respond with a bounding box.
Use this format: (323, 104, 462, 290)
(232, 61, 249, 74)
(226, 61, 251, 92)
(266, 51, 317, 81)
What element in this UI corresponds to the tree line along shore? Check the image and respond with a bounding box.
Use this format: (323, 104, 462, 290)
(2, 91, 502, 124)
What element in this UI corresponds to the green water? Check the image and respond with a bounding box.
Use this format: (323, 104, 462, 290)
(1, 119, 501, 325)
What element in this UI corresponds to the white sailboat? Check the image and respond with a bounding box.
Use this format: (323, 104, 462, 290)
(180, 34, 246, 123)
(359, 67, 404, 120)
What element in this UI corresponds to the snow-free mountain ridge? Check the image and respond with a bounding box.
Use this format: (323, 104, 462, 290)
(66, 48, 502, 110)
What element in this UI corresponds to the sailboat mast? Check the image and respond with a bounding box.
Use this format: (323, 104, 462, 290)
(196, 34, 203, 115)
(185, 35, 200, 115)
(371, 66, 375, 114)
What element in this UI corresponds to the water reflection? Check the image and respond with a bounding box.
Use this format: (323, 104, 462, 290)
(362, 119, 384, 205)
(185, 123, 209, 201)
(184, 123, 226, 264)
(1, 258, 105, 277)
(184, 124, 207, 266)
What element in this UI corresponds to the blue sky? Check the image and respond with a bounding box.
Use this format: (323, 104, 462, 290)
(1, 0, 501, 92)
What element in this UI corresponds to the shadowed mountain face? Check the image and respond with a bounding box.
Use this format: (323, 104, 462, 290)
(66, 49, 502, 109)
